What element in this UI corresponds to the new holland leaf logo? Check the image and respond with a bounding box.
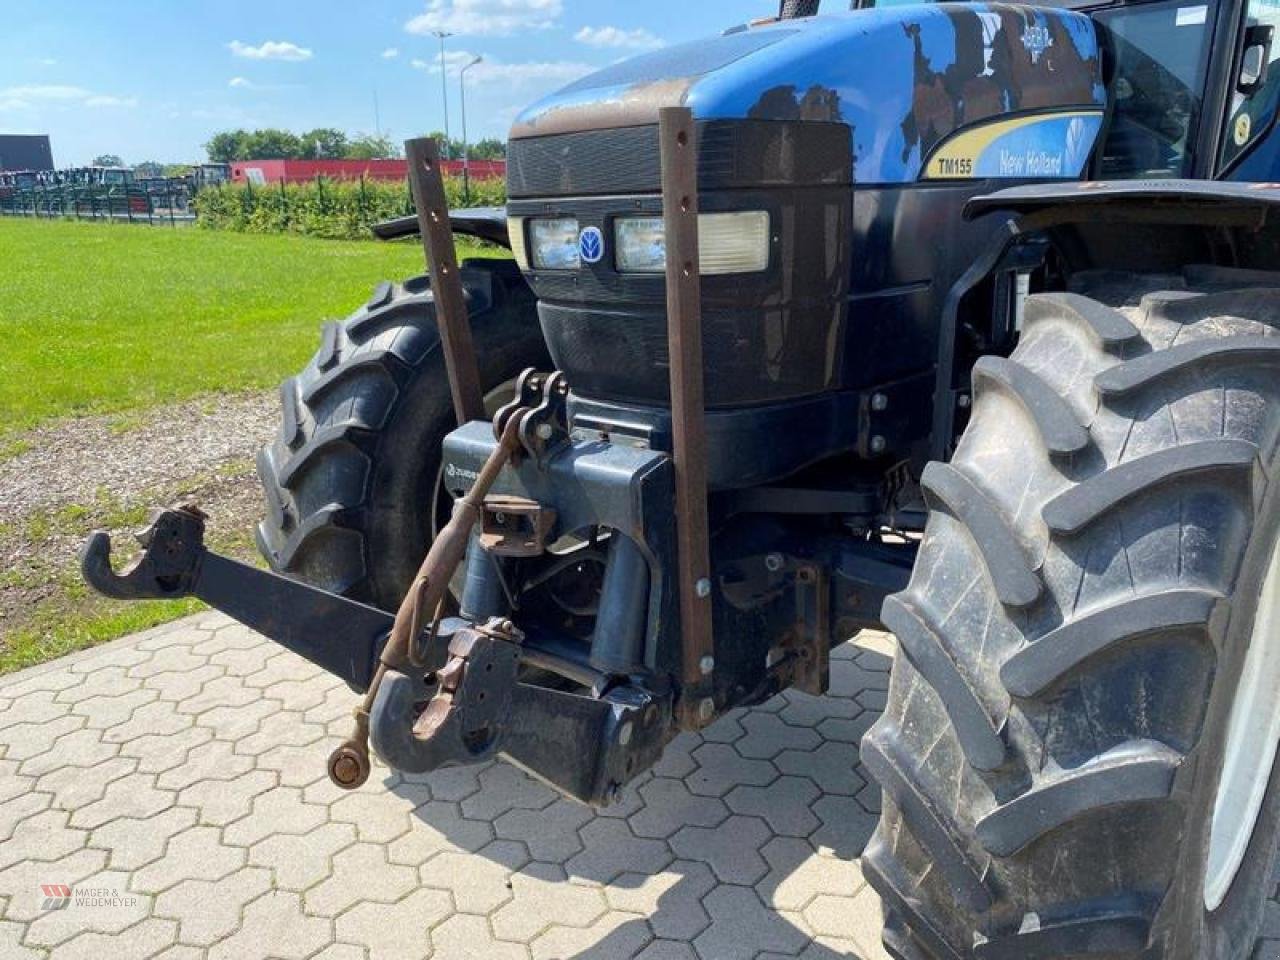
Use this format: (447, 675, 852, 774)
(578, 227, 604, 265)
(40, 884, 71, 910)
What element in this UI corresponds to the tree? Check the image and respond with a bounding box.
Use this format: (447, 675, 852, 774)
(93, 154, 124, 167)
(470, 138, 506, 160)
(133, 161, 165, 178)
(300, 128, 348, 159)
(205, 130, 251, 163)
(244, 129, 304, 160)
(345, 134, 399, 160)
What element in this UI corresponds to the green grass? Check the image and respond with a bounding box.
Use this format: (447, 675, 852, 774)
(0, 217, 506, 434)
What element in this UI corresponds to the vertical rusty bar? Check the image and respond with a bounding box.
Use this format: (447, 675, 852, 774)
(405, 137, 486, 425)
(658, 107, 715, 730)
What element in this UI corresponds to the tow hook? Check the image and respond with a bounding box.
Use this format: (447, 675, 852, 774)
(366, 618, 524, 776)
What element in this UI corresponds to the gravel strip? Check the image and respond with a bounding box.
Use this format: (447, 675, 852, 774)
(0, 392, 276, 524)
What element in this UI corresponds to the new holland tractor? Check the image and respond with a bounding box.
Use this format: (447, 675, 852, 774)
(85, 0, 1280, 956)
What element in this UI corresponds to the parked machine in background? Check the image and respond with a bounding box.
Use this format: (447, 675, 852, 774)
(85, 0, 1280, 956)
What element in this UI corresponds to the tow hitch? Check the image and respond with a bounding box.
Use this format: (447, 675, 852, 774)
(80, 393, 673, 807)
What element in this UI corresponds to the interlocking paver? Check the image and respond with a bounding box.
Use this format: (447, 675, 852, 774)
(725, 777, 821, 837)
(431, 913, 528, 960)
(0, 611, 1275, 960)
(207, 890, 331, 960)
(491, 862, 609, 942)
(564, 818, 672, 884)
(249, 819, 355, 890)
(669, 815, 771, 885)
(604, 861, 715, 941)
(89, 807, 200, 872)
(306, 842, 418, 917)
(334, 887, 452, 960)
(132, 826, 244, 893)
(530, 910, 653, 960)
(22, 870, 151, 947)
(0, 810, 89, 872)
(152, 866, 272, 946)
(45, 916, 177, 960)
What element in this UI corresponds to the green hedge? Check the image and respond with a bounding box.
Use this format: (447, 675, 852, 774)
(193, 175, 507, 241)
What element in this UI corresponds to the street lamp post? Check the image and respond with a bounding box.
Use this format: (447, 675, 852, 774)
(431, 30, 452, 158)
(460, 55, 482, 203)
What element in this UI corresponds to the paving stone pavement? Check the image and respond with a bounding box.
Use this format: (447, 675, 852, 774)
(1, 614, 1277, 960)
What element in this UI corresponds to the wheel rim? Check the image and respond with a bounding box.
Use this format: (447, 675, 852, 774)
(1205, 529, 1280, 911)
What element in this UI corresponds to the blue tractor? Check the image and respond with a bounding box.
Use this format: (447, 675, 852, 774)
(88, 1, 1280, 956)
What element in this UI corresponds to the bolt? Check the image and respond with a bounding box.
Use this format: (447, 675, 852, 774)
(695, 578, 712, 598)
(332, 754, 360, 785)
(958, 394, 972, 409)
(699, 697, 716, 722)
(870, 435, 887, 454)
(871, 393, 889, 412)
(536, 422, 554, 440)
(765, 553, 784, 572)
(501, 619, 515, 634)
(699, 655, 715, 676)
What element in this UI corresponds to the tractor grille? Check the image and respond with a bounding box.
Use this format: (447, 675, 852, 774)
(507, 120, 852, 199)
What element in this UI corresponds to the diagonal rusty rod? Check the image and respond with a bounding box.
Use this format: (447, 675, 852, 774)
(405, 137, 486, 425)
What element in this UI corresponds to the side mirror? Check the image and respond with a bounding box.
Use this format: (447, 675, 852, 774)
(1239, 24, 1275, 96)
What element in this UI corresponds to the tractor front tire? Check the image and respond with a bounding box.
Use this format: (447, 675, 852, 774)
(866, 271, 1280, 959)
(256, 258, 549, 611)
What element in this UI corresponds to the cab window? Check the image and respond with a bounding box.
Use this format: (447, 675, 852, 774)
(1094, 2, 1215, 177)
(1221, 0, 1280, 170)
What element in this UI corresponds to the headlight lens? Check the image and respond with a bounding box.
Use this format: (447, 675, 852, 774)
(529, 217, 580, 270)
(615, 211, 770, 275)
(615, 217, 667, 273)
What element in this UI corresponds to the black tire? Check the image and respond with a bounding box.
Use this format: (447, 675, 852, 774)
(864, 269, 1280, 959)
(256, 258, 549, 610)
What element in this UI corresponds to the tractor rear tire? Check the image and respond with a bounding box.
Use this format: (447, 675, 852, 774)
(865, 270, 1280, 958)
(256, 258, 549, 611)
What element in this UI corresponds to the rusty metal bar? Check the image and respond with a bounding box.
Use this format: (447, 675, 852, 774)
(658, 107, 715, 730)
(405, 137, 486, 425)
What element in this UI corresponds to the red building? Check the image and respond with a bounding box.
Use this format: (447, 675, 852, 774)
(228, 158, 505, 184)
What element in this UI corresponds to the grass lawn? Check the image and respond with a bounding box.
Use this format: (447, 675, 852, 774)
(0, 217, 509, 674)
(0, 217, 505, 434)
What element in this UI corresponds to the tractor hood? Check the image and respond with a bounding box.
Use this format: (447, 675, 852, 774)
(510, 3, 1107, 184)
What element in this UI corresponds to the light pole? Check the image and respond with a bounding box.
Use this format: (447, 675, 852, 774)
(431, 30, 452, 158)
(460, 55, 482, 203)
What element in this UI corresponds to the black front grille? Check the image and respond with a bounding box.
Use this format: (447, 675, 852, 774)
(508, 120, 852, 199)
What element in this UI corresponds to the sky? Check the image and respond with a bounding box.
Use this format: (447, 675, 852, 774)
(0, 0, 770, 167)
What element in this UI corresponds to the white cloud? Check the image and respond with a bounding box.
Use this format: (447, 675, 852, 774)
(382, 47, 400, 59)
(228, 39, 313, 61)
(574, 25, 663, 50)
(32, 57, 57, 66)
(405, 0, 562, 38)
(0, 84, 137, 112)
(229, 76, 253, 88)
(84, 95, 138, 108)
(412, 50, 590, 86)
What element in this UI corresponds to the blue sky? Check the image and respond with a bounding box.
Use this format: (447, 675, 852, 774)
(0, 1, 763, 166)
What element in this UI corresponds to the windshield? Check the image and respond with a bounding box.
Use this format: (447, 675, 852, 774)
(1094, 1, 1214, 177)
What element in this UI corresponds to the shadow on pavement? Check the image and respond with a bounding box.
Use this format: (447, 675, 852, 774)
(392, 642, 893, 960)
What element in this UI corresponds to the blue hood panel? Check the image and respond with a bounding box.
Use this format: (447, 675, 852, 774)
(511, 4, 1105, 184)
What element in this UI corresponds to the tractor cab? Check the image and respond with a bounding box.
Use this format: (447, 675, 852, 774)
(853, 0, 1280, 181)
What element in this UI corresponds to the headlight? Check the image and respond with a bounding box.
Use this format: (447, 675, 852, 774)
(508, 216, 530, 271)
(529, 218, 580, 270)
(615, 211, 770, 275)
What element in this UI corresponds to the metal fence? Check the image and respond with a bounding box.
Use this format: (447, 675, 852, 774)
(0, 182, 197, 226)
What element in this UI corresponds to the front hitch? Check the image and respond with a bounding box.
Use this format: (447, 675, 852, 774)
(82, 506, 396, 692)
